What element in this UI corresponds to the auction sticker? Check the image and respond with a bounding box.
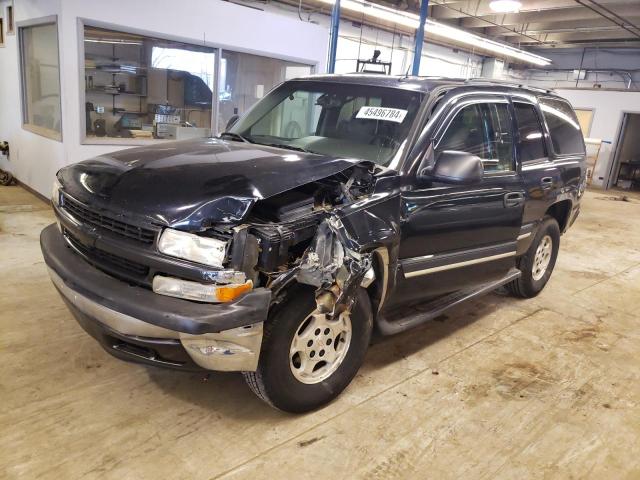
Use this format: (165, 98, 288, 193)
(356, 106, 408, 123)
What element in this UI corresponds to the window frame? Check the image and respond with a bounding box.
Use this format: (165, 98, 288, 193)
(512, 99, 549, 166)
(433, 95, 516, 177)
(17, 15, 63, 141)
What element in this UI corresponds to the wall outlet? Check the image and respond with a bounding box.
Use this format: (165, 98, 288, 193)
(95, 105, 105, 114)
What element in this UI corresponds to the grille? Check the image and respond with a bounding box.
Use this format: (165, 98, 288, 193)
(62, 194, 157, 244)
(64, 229, 149, 279)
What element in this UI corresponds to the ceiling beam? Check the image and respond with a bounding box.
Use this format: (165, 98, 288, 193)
(482, 17, 640, 37)
(429, 0, 636, 20)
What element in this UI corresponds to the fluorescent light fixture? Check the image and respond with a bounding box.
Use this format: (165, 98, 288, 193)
(490, 1, 522, 13)
(317, 0, 551, 66)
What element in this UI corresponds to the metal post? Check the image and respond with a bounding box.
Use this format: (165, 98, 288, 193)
(411, 0, 429, 76)
(327, 0, 341, 73)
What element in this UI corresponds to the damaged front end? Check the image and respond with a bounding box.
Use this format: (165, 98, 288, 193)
(222, 161, 400, 329)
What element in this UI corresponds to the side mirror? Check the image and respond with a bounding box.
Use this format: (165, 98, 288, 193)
(418, 150, 483, 185)
(226, 114, 240, 131)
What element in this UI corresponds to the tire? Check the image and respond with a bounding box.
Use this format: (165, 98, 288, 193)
(243, 286, 372, 413)
(507, 216, 560, 298)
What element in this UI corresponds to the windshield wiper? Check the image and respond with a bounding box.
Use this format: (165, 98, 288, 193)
(262, 143, 312, 153)
(219, 131, 252, 143)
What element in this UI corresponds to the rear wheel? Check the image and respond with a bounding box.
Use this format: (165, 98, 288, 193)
(507, 216, 560, 298)
(243, 287, 372, 413)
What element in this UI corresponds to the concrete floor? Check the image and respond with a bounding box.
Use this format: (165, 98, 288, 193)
(1, 186, 640, 480)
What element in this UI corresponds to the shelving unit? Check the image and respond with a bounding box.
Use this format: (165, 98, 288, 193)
(84, 39, 149, 131)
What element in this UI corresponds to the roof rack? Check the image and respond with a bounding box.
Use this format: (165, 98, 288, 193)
(464, 78, 554, 94)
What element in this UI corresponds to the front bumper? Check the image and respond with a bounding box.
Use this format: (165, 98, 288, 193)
(41, 224, 270, 372)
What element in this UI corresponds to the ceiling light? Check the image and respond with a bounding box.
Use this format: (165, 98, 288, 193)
(489, 1, 522, 13)
(317, 0, 550, 66)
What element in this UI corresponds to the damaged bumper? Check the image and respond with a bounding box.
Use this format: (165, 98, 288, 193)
(40, 224, 269, 372)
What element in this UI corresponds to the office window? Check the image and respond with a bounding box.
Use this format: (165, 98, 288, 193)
(219, 50, 312, 132)
(83, 26, 215, 141)
(19, 21, 62, 140)
(513, 102, 547, 162)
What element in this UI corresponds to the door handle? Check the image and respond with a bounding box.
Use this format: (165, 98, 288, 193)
(504, 192, 525, 208)
(540, 177, 553, 189)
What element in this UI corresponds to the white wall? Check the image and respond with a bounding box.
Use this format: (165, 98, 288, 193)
(556, 89, 640, 187)
(0, 0, 328, 196)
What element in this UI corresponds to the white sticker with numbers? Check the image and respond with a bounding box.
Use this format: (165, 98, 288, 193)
(356, 106, 408, 123)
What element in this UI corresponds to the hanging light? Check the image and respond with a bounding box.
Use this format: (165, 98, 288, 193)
(489, 1, 522, 13)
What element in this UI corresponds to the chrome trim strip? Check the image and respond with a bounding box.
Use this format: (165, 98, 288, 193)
(48, 267, 179, 339)
(517, 232, 532, 241)
(404, 251, 516, 278)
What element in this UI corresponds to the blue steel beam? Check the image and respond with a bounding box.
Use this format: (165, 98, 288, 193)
(327, 0, 341, 73)
(411, 0, 429, 76)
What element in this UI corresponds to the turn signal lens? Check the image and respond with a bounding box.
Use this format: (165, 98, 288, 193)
(215, 282, 253, 302)
(152, 275, 252, 303)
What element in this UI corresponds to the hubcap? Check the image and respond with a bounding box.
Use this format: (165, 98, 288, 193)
(532, 234, 553, 281)
(289, 309, 352, 385)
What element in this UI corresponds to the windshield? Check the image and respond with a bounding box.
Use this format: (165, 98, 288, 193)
(229, 81, 423, 166)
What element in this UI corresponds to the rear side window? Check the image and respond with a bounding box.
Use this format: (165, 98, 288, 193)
(539, 97, 585, 155)
(513, 102, 546, 162)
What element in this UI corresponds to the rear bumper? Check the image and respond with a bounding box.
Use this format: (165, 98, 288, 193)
(41, 224, 269, 371)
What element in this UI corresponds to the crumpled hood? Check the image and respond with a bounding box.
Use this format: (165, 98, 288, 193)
(58, 138, 363, 230)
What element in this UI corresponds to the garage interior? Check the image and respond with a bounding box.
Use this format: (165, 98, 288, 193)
(1, 0, 640, 478)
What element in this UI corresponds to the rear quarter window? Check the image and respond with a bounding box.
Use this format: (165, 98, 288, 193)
(539, 97, 585, 155)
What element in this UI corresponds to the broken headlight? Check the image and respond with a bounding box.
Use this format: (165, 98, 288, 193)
(51, 176, 62, 206)
(158, 228, 227, 268)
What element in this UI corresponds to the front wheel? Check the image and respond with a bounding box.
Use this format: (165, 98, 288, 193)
(243, 287, 372, 413)
(507, 216, 560, 298)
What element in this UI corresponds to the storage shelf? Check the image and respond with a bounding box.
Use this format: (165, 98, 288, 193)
(85, 68, 147, 77)
(86, 89, 146, 97)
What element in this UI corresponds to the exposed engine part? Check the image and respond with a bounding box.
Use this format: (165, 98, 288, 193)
(295, 219, 372, 318)
(229, 226, 260, 284)
(226, 163, 382, 315)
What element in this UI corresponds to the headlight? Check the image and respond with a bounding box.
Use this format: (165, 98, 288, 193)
(153, 275, 252, 303)
(51, 177, 62, 206)
(158, 228, 227, 267)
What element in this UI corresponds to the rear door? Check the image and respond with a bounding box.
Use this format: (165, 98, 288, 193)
(512, 99, 562, 250)
(391, 95, 525, 306)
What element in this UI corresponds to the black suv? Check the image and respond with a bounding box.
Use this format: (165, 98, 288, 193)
(41, 75, 586, 412)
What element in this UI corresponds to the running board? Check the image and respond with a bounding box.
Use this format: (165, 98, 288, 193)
(376, 268, 521, 336)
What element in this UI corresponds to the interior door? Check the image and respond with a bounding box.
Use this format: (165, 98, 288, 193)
(389, 96, 525, 307)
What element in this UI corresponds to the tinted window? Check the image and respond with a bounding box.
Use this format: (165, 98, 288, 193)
(513, 102, 546, 162)
(483, 103, 514, 172)
(437, 103, 514, 172)
(540, 97, 585, 155)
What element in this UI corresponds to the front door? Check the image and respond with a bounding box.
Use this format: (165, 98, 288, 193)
(390, 96, 525, 307)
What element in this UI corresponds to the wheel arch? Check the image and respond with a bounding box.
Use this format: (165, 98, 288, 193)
(545, 199, 573, 233)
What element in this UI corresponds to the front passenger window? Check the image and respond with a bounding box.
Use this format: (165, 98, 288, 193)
(437, 102, 514, 173)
